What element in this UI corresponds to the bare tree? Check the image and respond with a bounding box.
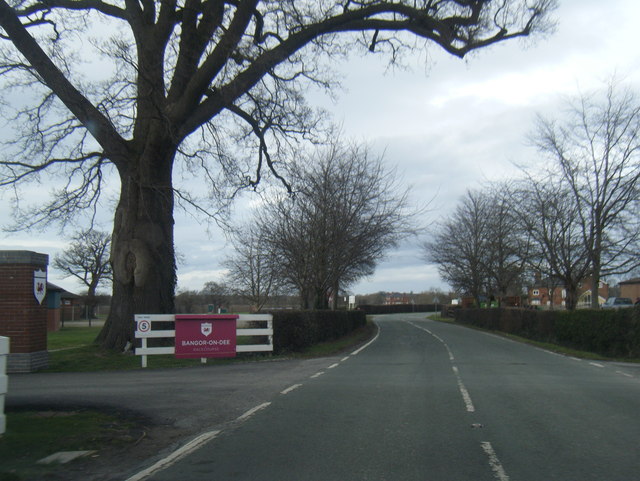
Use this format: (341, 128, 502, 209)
(511, 178, 591, 310)
(53, 228, 112, 318)
(259, 141, 416, 309)
(200, 281, 230, 313)
(531, 79, 640, 307)
(0, 1, 557, 348)
(483, 184, 528, 303)
(423, 189, 490, 306)
(224, 224, 280, 312)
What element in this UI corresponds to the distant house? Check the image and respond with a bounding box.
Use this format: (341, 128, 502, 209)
(528, 276, 608, 308)
(384, 293, 411, 305)
(619, 278, 640, 302)
(46, 282, 81, 331)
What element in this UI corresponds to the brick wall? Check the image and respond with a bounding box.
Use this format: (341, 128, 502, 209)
(0, 251, 49, 372)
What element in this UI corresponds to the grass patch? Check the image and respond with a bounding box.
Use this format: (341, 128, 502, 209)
(47, 327, 99, 351)
(0, 408, 142, 481)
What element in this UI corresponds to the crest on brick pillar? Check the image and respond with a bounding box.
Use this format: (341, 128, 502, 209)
(34, 269, 47, 305)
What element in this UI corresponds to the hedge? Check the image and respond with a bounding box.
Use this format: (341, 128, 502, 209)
(454, 306, 640, 359)
(269, 310, 367, 353)
(356, 304, 439, 315)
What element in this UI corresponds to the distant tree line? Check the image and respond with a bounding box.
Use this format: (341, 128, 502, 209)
(423, 80, 640, 310)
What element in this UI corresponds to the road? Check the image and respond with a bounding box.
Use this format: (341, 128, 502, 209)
(137, 313, 640, 481)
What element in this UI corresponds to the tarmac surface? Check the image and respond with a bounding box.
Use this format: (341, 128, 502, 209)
(6, 321, 353, 481)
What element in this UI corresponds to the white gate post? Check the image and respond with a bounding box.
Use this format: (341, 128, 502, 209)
(0, 336, 8, 435)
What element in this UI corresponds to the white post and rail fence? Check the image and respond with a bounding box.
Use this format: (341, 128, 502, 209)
(134, 313, 273, 368)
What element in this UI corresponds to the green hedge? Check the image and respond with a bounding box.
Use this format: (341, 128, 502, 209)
(270, 310, 367, 353)
(454, 306, 640, 359)
(357, 304, 438, 314)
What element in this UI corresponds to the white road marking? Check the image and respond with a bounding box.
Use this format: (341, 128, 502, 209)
(589, 362, 605, 368)
(481, 441, 511, 481)
(341, 356, 350, 362)
(237, 402, 271, 421)
(311, 371, 325, 378)
(407, 321, 456, 361)
(452, 366, 476, 413)
(328, 363, 340, 369)
(407, 321, 474, 411)
(124, 430, 221, 481)
(616, 370, 633, 378)
(280, 384, 303, 395)
(351, 325, 380, 356)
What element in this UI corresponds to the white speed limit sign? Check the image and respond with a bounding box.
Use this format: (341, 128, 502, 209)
(137, 319, 151, 333)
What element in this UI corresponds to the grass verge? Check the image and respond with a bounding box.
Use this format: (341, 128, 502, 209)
(0, 408, 143, 481)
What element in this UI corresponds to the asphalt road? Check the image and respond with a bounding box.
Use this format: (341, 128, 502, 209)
(138, 313, 640, 481)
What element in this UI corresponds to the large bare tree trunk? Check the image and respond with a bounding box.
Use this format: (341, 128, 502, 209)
(97, 150, 176, 350)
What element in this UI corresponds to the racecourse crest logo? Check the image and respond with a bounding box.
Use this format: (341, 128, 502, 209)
(34, 269, 47, 305)
(201, 322, 213, 337)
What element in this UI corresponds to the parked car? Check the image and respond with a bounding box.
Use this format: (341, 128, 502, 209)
(602, 297, 633, 308)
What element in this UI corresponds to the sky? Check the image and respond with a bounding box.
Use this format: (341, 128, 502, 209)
(1, 0, 640, 296)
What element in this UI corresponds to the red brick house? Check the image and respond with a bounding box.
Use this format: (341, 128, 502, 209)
(619, 278, 640, 302)
(384, 293, 411, 305)
(528, 276, 608, 308)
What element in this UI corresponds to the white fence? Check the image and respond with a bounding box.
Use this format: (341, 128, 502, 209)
(0, 336, 8, 435)
(134, 314, 273, 368)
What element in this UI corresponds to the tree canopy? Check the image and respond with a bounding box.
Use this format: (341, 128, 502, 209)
(0, 0, 557, 349)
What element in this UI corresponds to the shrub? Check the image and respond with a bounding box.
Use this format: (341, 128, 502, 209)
(270, 310, 366, 353)
(454, 306, 640, 358)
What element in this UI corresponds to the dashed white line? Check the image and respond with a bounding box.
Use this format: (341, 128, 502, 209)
(616, 370, 633, 378)
(280, 384, 303, 395)
(237, 402, 271, 421)
(328, 363, 340, 369)
(589, 362, 605, 368)
(452, 366, 475, 413)
(481, 441, 511, 481)
(341, 356, 350, 362)
(311, 371, 325, 379)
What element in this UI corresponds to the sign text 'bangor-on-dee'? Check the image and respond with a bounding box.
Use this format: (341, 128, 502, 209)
(174, 314, 239, 358)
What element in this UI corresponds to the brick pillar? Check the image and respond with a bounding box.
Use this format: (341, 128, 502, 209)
(0, 251, 49, 373)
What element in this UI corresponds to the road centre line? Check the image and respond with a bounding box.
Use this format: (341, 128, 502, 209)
(481, 442, 511, 481)
(328, 363, 340, 369)
(124, 430, 221, 481)
(406, 321, 476, 413)
(452, 366, 476, 413)
(589, 362, 605, 368)
(407, 321, 455, 361)
(311, 371, 325, 378)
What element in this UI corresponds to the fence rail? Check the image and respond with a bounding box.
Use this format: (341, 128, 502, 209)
(134, 314, 273, 368)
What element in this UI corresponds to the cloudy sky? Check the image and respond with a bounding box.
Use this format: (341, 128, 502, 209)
(1, 0, 639, 296)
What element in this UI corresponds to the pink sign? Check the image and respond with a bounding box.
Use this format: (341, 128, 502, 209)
(175, 314, 238, 358)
